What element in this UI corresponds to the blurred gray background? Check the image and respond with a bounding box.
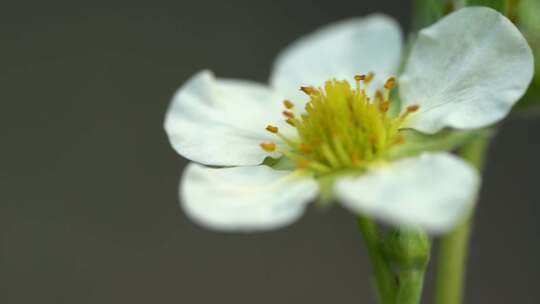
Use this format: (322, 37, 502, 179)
(1, 1, 539, 303)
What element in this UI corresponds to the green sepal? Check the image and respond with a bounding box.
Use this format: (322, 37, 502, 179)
(384, 229, 432, 270)
(388, 128, 487, 160)
(267, 128, 487, 208)
(263, 156, 295, 171)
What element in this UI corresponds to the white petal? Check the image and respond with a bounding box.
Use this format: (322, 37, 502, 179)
(400, 7, 534, 134)
(164, 70, 294, 166)
(335, 153, 479, 234)
(270, 15, 403, 101)
(181, 163, 319, 232)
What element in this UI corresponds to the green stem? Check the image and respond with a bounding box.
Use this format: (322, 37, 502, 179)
(397, 269, 426, 304)
(435, 134, 490, 304)
(435, 217, 472, 304)
(357, 217, 396, 304)
(505, 0, 521, 22)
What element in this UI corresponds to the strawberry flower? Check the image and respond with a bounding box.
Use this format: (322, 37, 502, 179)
(164, 7, 533, 234)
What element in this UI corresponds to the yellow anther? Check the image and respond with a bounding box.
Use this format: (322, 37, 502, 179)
(354, 74, 366, 81)
(260, 142, 276, 152)
(283, 100, 294, 109)
(262, 74, 412, 175)
(365, 72, 375, 84)
(300, 86, 318, 95)
(400, 105, 420, 121)
(384, 77, 396, 90)
(286, 118, 296, 127)
(407, 105, 420, 113)
(266, 125, 279, 133)
(283, 110, 295, 119)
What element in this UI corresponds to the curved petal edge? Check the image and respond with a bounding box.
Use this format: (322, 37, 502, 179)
(335, 153, 480, 234)
(164, 70, 288, 166)
(400, 7, 534, 133)
(181, 163, 319, 232)
(270, 14, 403, 100)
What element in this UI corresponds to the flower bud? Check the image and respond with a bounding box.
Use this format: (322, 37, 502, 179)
(385, 229, 431, 269)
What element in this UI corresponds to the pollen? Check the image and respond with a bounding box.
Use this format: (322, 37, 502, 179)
(266, 125, 279, 133)
(354, 74, 366, 81)
(364, 72, 375, 84)
(384, 77, 396, 90)
(283, 110, 295, 119)
(406, 105, 420, 112)
(300, 86, 318, 96)
(260, 74, 419, 175)
(283, 100, 294, 109)
(260, 142, 276, 152)
(285, 118, 296, 126)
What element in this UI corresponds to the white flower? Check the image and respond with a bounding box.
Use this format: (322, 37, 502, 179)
(164, 7, 533, 234)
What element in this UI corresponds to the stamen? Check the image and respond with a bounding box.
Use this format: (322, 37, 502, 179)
(375, 90, 384, 102)
(265, 125, 279, 133)
(286, 118, 296, 127)
(354, 74, 366, 81)
(406, 105, 420, 113)
(364, 72, 375, 84)
(399, 104, 420, 121)
(283, 100, 294, 109)
(384, 77, 396, 90)
(283, 110, 295, 119)
(300, 86, 318, 95)
(262, 74, 414, 175)
(354, 74, 366, 92)
(381, 76, 396, 102)
(260, 142, 276, 152)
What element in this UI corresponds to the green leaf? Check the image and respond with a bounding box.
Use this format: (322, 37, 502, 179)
(514, 0, 540, 110)
(518, 0, 540, 32)
(412, 0, 452, 30)
(465, 0, 507, 12)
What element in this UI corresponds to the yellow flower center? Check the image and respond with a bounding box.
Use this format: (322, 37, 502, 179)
(261, 73, 419, 176)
